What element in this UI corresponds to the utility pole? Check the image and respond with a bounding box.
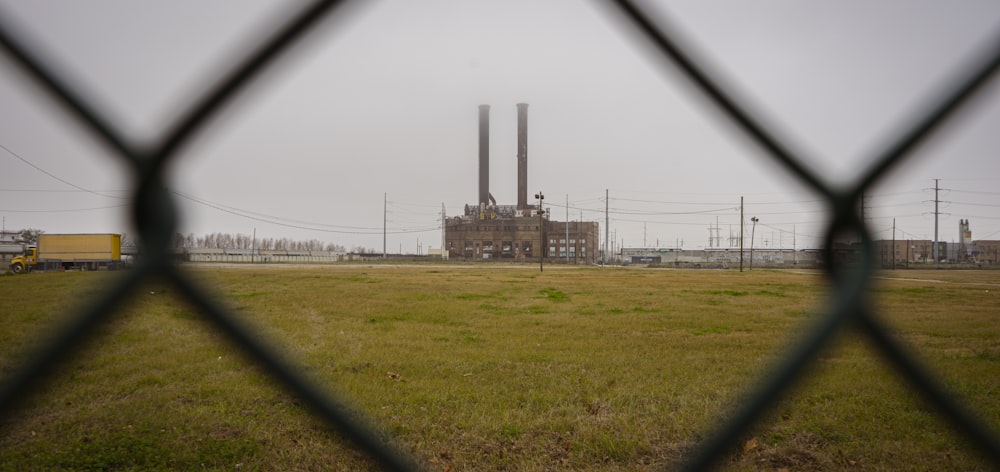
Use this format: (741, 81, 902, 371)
(604, 189, 609, 266)
(749, 216, 758, 270)
(566, 194, 570, 263)
(933, 178, 940, 264)
(892, 218, 896, 270)
(383, 193, 387, 260)
(536, 191, 545, 272)
(739, 196, 744, 272)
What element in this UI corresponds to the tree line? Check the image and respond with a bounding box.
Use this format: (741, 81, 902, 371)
(8, 229, 370, 254)
(172, 232, 347, 252)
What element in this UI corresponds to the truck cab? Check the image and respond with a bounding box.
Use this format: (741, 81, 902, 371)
(9, 246, 36, 273)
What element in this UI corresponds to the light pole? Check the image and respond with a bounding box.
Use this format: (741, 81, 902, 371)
(749, 217, 758, 270)
(535, 191, 545, 272)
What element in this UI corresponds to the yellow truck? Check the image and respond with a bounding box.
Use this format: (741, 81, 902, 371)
(9, 234, 122, 273)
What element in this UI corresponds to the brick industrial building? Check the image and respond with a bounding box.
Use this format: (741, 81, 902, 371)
(445, 104, 600, 263)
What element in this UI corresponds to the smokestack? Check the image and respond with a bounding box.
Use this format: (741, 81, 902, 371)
(516, 103, 528, 209)
(479, 105, 490, 206)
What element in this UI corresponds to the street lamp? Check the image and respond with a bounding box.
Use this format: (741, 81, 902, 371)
(749, 217, 758, 270)
(535, 192, 545, 272)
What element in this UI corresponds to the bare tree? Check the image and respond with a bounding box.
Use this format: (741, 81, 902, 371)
(183, 231, 346, 252)
(121, 233, 140, 249)
(16, 228, 44, 245)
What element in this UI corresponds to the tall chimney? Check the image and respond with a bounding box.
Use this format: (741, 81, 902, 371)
(516, 103, 529, 209)
(479, 105, 490, 206)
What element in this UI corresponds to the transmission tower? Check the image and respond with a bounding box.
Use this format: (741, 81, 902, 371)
(933, 179, 940, 262)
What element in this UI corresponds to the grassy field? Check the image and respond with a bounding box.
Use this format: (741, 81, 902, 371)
(1, 265, 998, 471)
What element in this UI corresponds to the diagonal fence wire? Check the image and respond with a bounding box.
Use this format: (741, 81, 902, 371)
(0, 1, 418, 470)
(606, 0, 1000, 469)
(0, 0, 998, 470)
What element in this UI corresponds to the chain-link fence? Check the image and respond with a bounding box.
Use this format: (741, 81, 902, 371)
(1, 1, 998, 470)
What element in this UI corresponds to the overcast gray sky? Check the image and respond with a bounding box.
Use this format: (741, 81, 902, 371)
(2, 0, 999, 253)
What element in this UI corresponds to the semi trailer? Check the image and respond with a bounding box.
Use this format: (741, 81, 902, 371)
(9, 233, 122, 273)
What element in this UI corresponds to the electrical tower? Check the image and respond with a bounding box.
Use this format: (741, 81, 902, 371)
(933, 179, 940, 263)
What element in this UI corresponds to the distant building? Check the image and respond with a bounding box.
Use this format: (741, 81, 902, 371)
(971, 240, 1000, 265)
(873, 239, 935, 267)
(445, 205, 598, 263)
(444, 104, 600, 263)
(872, 218, 1000, 266)
(959, 219, 972, 259)
(621, 247, 823, 268)
(0, 230, 24, 266)
(0, 230, 18, 244)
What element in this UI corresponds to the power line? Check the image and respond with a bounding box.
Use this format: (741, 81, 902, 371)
(0, 142, 124, 200)
(0, 188, 129, 194)
(951, 189, 1000, 196)
(949, 201, 1000, 208)
(174, 191, 384, 230)
(0, 203, 129, 213)
(604, 206, 737, 216)
(612, 196, 758, 206)
(173, 191, 437, 235)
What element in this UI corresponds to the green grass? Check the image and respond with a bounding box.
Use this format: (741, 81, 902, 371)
(1, 266, 998, 470)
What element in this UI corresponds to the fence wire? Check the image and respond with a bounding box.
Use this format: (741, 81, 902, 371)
(1, 1, 999, 470)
